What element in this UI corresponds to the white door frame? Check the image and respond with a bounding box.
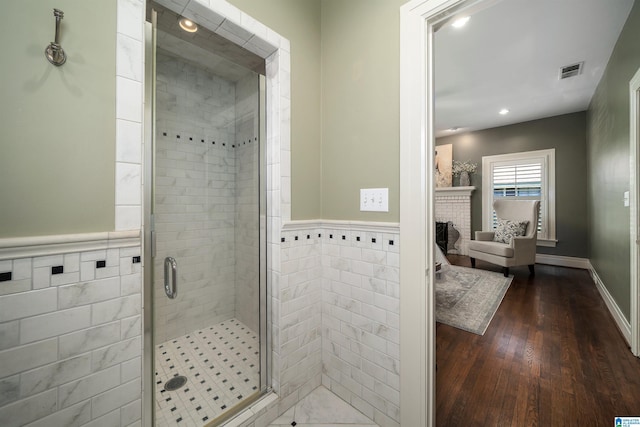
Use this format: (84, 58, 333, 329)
(399, 0, 487, 425)
(630, 67, 640, 357)
(400, 6, 640, 426)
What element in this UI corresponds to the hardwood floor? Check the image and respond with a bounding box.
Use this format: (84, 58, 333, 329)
(436, 256, 640, 427)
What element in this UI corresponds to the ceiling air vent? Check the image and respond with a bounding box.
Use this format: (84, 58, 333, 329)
(559, 62, 583, 79)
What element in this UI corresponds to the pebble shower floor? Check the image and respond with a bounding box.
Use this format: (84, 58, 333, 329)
(155, 319, 260, 426)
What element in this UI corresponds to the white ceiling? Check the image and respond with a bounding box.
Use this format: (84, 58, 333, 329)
(434, 0, 635, 137)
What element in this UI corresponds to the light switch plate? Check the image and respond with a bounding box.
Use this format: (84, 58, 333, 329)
(624, 191, 630, 207)
(360, 188, 389, 212)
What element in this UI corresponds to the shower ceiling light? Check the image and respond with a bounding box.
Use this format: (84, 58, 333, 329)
(451, 16, 470, 28)
(178, 17, 198, 33)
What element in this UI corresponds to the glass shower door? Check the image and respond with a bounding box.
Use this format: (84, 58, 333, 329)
(144, 6, 268, 426)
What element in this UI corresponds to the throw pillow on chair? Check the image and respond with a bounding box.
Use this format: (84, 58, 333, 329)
(493, 219, 529, 244)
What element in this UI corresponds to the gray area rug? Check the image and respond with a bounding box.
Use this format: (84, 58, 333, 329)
(436, 265, 513, 335)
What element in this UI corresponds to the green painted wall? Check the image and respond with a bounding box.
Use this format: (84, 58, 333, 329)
(587, 1, 640, 321)
(437, 112, 589, 258)
(228, 0, 322, 220)
(229, 0, 407, 222)
(0, 1, 116, 238)
(321, 0, 405, 222)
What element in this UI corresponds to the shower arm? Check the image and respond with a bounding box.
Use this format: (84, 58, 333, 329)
(45, 8, 67, 66)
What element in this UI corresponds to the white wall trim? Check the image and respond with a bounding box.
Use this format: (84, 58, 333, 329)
(400, 0, 455, 425)
(282, 219, 399, 233)
(481, 149, 556, 242)
(0, 230, 141, 260)
(537, 239, 558, 248)
(589, 262, 632, 345)
(629, 66, 640, 356)
(535, 253, 591, 270)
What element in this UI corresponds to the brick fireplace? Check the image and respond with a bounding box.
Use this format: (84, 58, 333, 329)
(435, 186, 475, 255)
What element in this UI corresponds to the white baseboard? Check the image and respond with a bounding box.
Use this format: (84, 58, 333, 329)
(589, 263, 631, 345)
(535, 253, 591, 269)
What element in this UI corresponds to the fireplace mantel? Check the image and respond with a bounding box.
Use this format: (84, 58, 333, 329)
(435, 186, 475, 197)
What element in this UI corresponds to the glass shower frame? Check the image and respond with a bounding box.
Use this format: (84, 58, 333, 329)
(143, 8, 269, 426)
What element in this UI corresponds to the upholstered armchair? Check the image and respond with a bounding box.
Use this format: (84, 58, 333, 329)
(468, 199, 540, 277)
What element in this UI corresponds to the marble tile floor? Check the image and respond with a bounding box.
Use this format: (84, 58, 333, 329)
(155, 318, 260, 427)
(268, 386, 379, 427)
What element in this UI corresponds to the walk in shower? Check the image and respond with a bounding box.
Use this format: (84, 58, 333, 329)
(144, 3, 269, 425)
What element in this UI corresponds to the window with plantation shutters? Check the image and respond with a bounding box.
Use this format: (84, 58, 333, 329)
(482, 149, 557, 247)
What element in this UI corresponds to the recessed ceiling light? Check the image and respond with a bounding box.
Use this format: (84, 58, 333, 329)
(178, 17, 198, 33)
(448, 127, 460, 132)
(451, 16, 470, 28)
(499, 108, 510, 115)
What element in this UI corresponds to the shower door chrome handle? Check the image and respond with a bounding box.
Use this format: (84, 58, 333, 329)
(164, 257, 178, 299)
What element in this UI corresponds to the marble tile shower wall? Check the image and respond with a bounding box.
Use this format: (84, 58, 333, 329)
(277, 230, 323, 407)
(275, 225, 399, 427)
(0, 245, 143, 427)
(234, 73, 260, 334)
(321, 228, 400, 427)
(154, 51, 239, 343)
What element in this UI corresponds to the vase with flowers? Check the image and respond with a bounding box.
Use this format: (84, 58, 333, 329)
(452, 160, 477, 186)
